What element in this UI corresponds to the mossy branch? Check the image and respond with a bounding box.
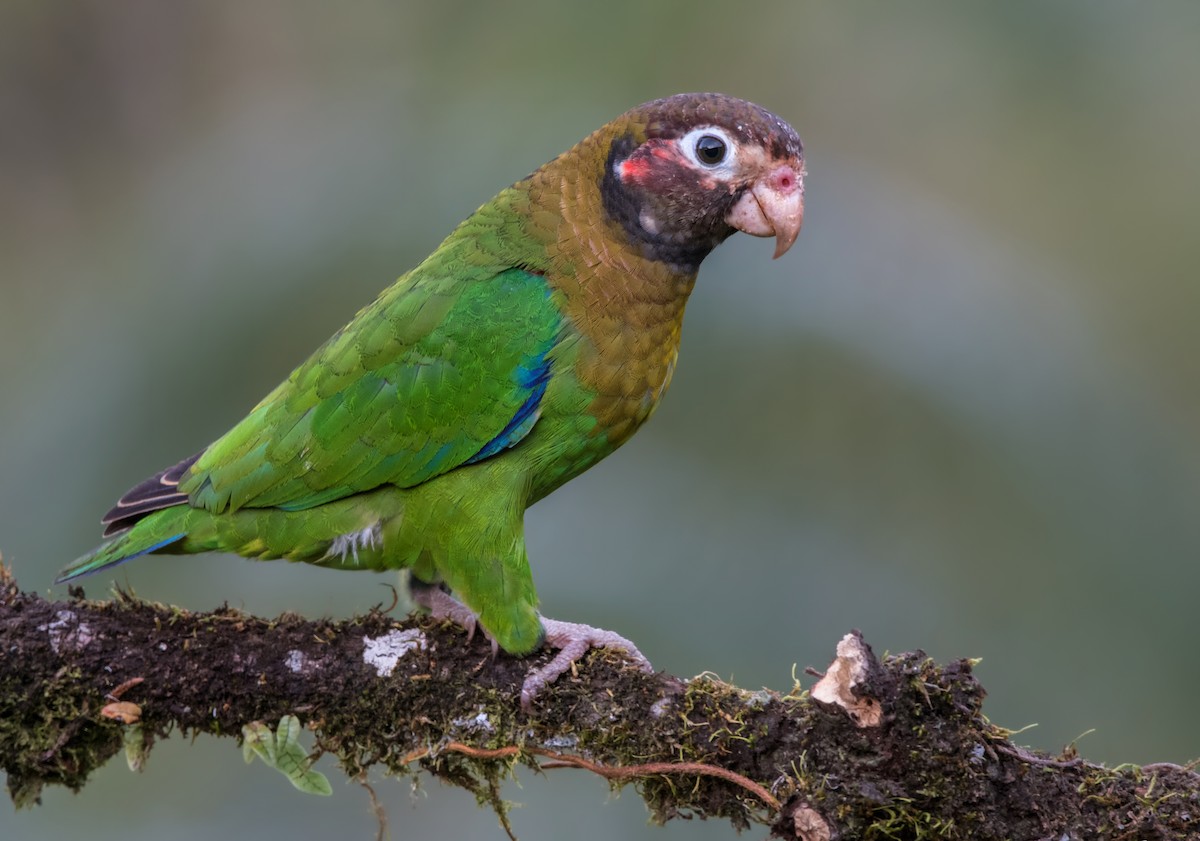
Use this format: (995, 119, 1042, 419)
(1, 564, 1197, 840)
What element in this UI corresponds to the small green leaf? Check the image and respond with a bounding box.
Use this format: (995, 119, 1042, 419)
(123, 725, 149, 773)
(241, 715, 332, 796)
(242, 720, 274, 765)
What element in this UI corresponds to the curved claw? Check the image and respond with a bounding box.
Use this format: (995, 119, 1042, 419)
(520, 618, 653, 709)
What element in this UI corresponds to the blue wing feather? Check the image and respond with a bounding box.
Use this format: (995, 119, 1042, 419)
(465, 348, 552, 464)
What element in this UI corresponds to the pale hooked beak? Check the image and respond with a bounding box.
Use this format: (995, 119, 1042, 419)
(725, 162, 804, 258)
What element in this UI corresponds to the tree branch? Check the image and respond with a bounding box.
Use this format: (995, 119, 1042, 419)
(1, 564, 1196, 839)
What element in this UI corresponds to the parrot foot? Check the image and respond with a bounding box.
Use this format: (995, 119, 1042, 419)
(409, 580, 499, 657)
(409, 580, 653, 707)
(521, 618, 653, 709)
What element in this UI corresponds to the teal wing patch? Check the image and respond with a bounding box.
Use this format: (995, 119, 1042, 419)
(180, 268, 560, 513)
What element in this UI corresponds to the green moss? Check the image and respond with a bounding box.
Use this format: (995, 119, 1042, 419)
(0, 668, 123, 807)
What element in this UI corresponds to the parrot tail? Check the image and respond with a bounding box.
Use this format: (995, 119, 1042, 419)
(56, 514, 187, 583)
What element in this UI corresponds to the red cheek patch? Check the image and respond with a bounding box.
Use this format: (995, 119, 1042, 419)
(620, 157, 652, 182)
(620, 140, 680, 184)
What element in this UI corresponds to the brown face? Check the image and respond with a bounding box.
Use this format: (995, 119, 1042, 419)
(601, 93, 805, 271)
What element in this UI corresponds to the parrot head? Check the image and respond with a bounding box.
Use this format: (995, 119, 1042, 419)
(597, 93, 805, 269)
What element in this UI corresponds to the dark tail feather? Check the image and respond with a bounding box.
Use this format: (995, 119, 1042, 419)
(102, 452, 201, 536)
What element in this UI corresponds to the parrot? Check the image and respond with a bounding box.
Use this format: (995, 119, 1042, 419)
(57, 92, 805, 704)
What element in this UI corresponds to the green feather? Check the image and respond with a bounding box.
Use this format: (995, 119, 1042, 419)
(185, 267, 560, 515)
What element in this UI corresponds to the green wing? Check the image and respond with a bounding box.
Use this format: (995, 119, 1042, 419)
(179, 266, 561, 514)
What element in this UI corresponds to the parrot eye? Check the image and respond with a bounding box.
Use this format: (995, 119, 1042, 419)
(678, 126, 737, 172)
(694, 135, 727, 166)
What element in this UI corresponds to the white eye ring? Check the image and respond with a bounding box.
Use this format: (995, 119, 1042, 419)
(678, 126, 738, 172)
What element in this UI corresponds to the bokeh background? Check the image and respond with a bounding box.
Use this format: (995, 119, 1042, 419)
(3, 2, 1199, 839)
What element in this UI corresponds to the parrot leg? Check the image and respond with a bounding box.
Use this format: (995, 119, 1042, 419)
(409, 578, 653, 707)
(409, 579, 499, 657)
(520, 618, 653, 709)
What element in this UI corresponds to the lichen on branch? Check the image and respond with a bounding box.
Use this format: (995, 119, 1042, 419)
(0, 564, 1196, 839)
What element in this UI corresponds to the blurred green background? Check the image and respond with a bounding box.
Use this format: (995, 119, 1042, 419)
(3, 2, 1199, 838)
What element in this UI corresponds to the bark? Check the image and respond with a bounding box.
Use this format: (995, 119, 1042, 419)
(1, 564, 1196, 839)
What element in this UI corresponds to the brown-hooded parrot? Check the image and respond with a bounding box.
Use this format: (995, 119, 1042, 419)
(59, 93, 805, 704)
